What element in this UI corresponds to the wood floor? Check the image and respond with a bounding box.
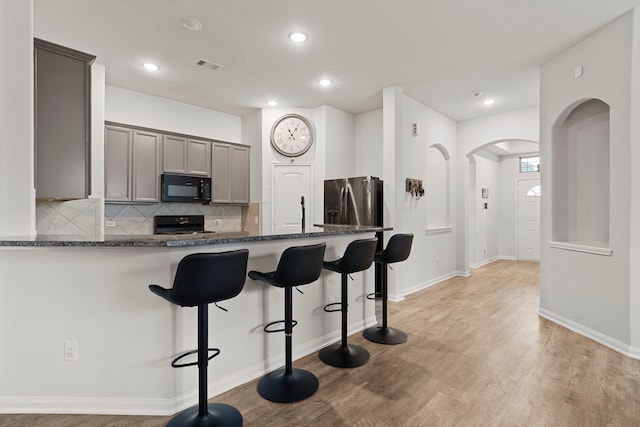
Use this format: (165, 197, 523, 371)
(3, 260, 640, 426)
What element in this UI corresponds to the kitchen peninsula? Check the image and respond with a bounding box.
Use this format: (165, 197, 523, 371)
(0, 225, 387, 416)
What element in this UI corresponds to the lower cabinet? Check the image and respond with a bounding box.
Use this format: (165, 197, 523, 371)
(105, 125, 161, 202)
(212, 143, 249, 204)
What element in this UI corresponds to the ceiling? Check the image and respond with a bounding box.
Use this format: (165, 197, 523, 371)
(34, 0, 640, 122)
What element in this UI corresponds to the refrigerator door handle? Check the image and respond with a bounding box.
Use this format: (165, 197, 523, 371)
(341, 187, 349, 224)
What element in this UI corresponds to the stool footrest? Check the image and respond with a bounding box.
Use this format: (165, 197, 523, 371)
(366, 292, 381, 300)
(264, 319, 298, 333)
(171, 348, 220, 368)
(323, 302, 343, 312)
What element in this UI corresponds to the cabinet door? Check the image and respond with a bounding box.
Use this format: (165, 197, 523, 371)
(187, 139, 211, 176)
(35, 41, 94, 200)
(132, 130, 161, 202)
(104, 125, 132, 201)
(212, 143, 231, 203)
(230, 146, 250, 204)
(162, 135, 187, 174)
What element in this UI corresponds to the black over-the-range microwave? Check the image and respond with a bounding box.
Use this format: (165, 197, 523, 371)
(161, 173, 212, 203)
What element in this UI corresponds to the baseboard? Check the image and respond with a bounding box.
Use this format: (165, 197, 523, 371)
(402, 272, 459, 297)
(469, 256, 498, 269)
(0, 396, 174, 416)
(498, 255, 516, 261)
(0, 316, 378, 416)
(538, 308, 640, 360)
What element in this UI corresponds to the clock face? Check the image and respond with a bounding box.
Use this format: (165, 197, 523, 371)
(270, 114, 315, 157)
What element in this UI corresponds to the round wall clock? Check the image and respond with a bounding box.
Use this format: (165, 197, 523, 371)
(270, 113, 315, 157)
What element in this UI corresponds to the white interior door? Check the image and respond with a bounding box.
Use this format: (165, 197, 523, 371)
(517, 179, 541, 260)
(272, 164, 312, 234)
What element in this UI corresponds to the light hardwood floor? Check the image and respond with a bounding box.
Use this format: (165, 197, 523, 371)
(3, 260, 640, 426)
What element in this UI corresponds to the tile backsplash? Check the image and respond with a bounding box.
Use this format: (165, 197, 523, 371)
(104, 202, 242, 235)
(36, 199, 100, 239)
(36, 200, 259, 239)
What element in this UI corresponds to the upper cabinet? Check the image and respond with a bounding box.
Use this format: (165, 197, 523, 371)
(162, 136, 211, 176)
(105, 124, 161, 203)
(34, 39, 95, 200)
(212, 142, 249, 204)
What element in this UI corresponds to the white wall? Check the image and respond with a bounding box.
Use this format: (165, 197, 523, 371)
(539, 10, 633, 351)
(384, 88, 458, 298)
(497, 157, 518, 258)
(354, 108, 383, 178)
(324, 106, 355, 179)
(105, 86, 242, 143)
(0, 0, 36, 238)
(470, 152, 500, 265)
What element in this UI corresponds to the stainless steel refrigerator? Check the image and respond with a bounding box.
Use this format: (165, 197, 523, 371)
(324, 176, 383, 226)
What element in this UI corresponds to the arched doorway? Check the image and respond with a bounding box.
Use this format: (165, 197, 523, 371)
(466, 139, 540, 267)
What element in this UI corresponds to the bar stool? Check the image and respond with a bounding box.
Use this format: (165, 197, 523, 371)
(149, 250, 249, 427)
(248, 242, 326, 403)
(363, 233, 413, 345)
(319, 237, 378, 368)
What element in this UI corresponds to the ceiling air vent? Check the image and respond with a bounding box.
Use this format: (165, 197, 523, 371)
(193, 58, 222, 71)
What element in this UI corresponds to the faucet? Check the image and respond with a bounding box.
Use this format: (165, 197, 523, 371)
(301, 196, 306, 231)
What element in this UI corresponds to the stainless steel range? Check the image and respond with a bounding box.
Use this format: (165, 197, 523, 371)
(153, 215, 213, 235)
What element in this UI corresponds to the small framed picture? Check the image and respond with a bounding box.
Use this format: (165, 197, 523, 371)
(482, 188, 489, 199)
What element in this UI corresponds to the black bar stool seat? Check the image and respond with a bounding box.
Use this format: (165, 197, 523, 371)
(363, 233, 413, 345)
(319, 238, 378, 368)
(149, 250, 249, 427)
(248, 242, 326, 403)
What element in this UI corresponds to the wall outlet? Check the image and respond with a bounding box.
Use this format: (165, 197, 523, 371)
(214, 219, 222, 225)
(436, 257, 440, 266)
(254, 216, 259, 225)
(105, 220, 116, 227)
(64, 340, 78, 361)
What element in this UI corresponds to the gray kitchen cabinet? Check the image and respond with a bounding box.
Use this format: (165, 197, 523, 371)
(162, 135, 187, 174)
(104, 126, 132, 201)
(132, 130, 162, 202)
(104, 124, 161, 202)
(212, 142, 249, 204)
(35, 38, 95, 200)
(187, 139, 211, 176)
(162, 136, 211, 176)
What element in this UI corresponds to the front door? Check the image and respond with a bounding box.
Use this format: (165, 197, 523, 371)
(272, 164, 312, 234)
(517, 179, 541, 260)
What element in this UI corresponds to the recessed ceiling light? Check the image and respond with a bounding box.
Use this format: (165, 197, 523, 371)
(180, 18, 202, 31)
(289, 32, 307, 42)
(318, 79, 332, 87)
(267, 100, 278, 107)
(483, 98, 496, 106)
(143, 63, 159, 71)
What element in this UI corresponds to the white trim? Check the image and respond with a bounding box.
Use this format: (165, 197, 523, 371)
(0, 315, 377, 416)
(425, 226, 452, 234)
(469, 256, 498, 269)
(0, 396, 174, 416)
(548, 241, 613, 256)
(498, 255, 516, 261)
(402, 271, 459, 296)
(538, 308, 640, 360)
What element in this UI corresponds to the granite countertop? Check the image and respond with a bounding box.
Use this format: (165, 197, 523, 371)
(0, 225, 389, 248)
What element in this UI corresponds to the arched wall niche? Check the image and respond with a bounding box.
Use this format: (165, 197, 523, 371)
(551, 98, 610, 244)
(426, 143, 451, 229)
